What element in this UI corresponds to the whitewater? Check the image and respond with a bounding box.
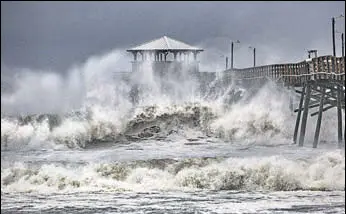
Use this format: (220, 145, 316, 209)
(1, 49, 345, 214)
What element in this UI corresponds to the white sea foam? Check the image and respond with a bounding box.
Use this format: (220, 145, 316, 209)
(1, 151, 344, 193)
(210, 82, 294, 144)
(1, 47, 344, 152)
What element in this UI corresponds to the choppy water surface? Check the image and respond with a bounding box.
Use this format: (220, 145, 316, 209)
(1, 57, 345, 213)
(2, 111, 344, 213)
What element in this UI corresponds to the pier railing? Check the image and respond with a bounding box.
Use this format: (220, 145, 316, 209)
(225, 55, 345, 87)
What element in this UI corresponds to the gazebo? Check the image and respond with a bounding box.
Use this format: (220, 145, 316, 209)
(126, 36, 203, 75)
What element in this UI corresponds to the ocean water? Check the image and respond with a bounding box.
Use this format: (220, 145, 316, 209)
(1, 51, 345, 213)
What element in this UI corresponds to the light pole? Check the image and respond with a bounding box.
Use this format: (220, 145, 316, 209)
(336, 30, 345, 57)
(342, 33, 345, 57)
(230, 40, 240, 70)
(332, 14, 344, 56)
(220, 54, 228, 70)
(218, 53, 229, 70)
(249, 46, 256, 67)
(332, 17, 336, 56)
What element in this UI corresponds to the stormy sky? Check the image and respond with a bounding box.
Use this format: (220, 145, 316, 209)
(1, 1, 345, 72)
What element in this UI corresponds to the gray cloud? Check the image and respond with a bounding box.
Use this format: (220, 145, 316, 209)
(1, 1, 345, 72)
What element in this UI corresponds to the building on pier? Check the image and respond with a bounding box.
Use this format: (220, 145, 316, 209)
(126, 36, 203, 77)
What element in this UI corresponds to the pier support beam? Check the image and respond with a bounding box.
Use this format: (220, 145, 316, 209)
(289, 86, 294, 112)
(313, 87, 325, 148)
(337, 85, 343, 148)
(299, 83, 312, 147)
(293, 86, 306, 144)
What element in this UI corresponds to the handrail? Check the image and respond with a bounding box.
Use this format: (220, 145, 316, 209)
(226, 55, 345, 86)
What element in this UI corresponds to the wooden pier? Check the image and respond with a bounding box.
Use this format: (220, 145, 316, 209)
(223, 55, 345, 148)
(125, 36, 345, 148)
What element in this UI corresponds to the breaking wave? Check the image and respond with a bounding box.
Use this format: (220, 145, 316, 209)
(2, 48, 345, 200)
(1, 48, 342, 149)
(1, 103, 218, 149)
(210, 83, 295, 143)
(1, 89, 295, 150)
(1, 151, 344, 193)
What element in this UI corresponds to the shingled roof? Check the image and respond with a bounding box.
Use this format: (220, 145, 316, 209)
(127, 36, 203, 52)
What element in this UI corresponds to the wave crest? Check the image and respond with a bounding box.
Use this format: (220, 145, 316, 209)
(2, 151, 344, 193)
(1, 103, 219, 149)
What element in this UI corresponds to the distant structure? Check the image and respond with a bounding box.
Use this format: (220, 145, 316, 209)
(126, 36, 203, 76)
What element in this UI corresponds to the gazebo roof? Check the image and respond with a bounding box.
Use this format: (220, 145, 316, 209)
(127, 36, 203, 52)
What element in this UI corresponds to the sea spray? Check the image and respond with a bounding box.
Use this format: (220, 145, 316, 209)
(2, 47, 343, 150)
(210, 82, 295, 143)
(1, 151, 344, 193)
(1, 103, 219, 149)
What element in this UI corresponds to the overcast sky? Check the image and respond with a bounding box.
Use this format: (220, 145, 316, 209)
(1, 1, 345, 72)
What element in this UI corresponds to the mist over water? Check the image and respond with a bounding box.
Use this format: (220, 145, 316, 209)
(1, 46, 344, 149)
(1, 47, 345, 213)
(1, 49, 129, 115)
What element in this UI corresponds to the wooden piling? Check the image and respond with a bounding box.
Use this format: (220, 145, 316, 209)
(337, 85, 343, 148)
(299, 83, 312, 147)
(313, 87, 325, 148)
(293, 86, 306, 144)
(289, 87, 294, 112)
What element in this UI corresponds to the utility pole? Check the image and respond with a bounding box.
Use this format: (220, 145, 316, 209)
(332, 17, 336, 56)
(333, 14, 345, 56)
(230, 40, 240, 70)
(231, 42, 234, 69)
(342, 33, 344, 57)
(225, 57, 229, 70)
(332, 15, 345, 148)
(249, 46, 256, 67)
(253, 47, 256, 67)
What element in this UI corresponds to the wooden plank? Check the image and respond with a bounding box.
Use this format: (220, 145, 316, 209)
(311, 105, 336, 116)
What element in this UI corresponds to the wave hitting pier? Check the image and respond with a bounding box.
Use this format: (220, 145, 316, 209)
(125, 36, 344, 148)
(225, 55, 345, 148)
